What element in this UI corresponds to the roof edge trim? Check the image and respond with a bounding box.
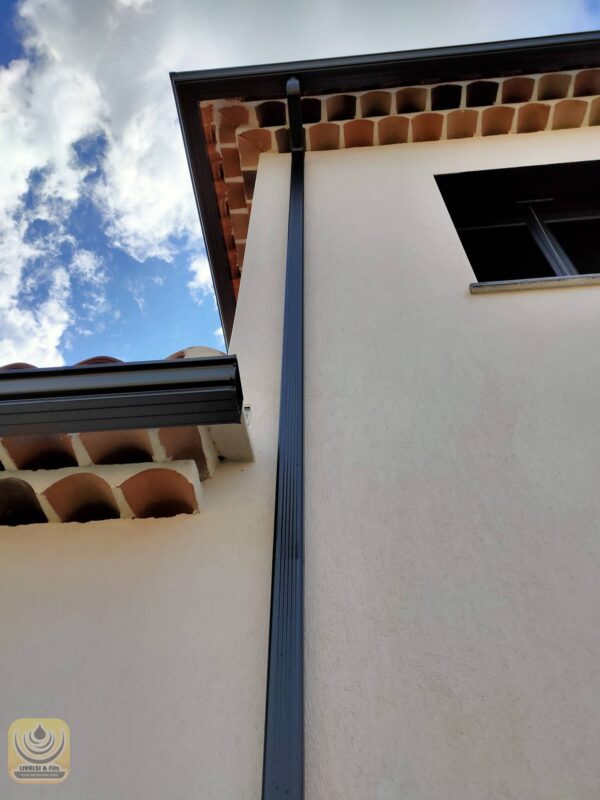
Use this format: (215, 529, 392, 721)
(171, 31, 600, 344)
(171, 31, 600, 100)
(0, 356, 244, 436)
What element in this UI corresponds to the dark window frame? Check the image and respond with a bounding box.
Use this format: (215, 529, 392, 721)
(436, 160, 600, 285)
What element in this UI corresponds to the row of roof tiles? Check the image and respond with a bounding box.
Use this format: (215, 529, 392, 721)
(0, 349, 197, 371)
(0, 425, 215, 475)
(198, 67, 600, 290)
(0, 462, 201, 526)
(0, 348, 228, 475)
(226, 98, 598, 163)
(211, 70, 600, 130)
(0, 346, 252, 525)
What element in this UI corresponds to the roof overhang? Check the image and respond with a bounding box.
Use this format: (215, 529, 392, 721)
(171, 31, 600, 345)
(172, 32, 600, 102)
(0, 355, 243, 436)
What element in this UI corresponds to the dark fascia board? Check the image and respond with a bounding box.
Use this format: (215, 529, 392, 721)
(171, 31, 600, 344)
(172, 31, 600, 100)
(172, 78, 238, 346)
(0, 356, 243, 436)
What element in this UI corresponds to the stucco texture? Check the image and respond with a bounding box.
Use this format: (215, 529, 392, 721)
(299, 128, 600, 799)
(3, 128, 600, 799)
(0, 158, 289, 799)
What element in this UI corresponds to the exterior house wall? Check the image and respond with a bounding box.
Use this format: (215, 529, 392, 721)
(1, 469, 270, 800)
(301, 127, 600, 800)
(2, 126, 600, 799)
(0, 161, 289, 800)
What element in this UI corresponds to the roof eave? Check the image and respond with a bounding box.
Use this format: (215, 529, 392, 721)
(0, 356, 244, 436)
(171, 30, 600, 344)
(172, 31, 600, 99)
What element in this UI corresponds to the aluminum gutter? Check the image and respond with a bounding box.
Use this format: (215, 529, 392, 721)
(261, 78, 305, 800)
(171, 31, 600, 100)
(171, 31, 600, 343)
(0, 356, 243, 436)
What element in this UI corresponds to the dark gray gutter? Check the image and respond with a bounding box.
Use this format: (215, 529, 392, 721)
(0, 356, 243, 436)
(172, 31, 600, 100)
(261, 78, 305, 800)
(170, 31, 600, 344)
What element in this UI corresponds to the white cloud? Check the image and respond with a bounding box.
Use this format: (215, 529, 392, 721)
(69, 249, 111, 324)
(70, 249, 106, 285)
(214, 326, 224, 344)
(0, 0, 598, 364)
(127, 280, 146, 312)
(0, 47, 102, 365)
(0, 267, 72, 367)
(187, 255, 214, 305)
(115, 0, 152, 8)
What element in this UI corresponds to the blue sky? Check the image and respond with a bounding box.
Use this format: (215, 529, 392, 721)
(0, 0, 598, 367)
(0, 1, 22, 62)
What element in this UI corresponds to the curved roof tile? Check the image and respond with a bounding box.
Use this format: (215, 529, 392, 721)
(0, 346, 224, 371)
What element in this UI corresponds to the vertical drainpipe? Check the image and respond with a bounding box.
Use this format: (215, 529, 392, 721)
(261, 77, 305, 800)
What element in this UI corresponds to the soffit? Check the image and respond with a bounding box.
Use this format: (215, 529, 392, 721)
(202, 68, 600, 291)
(172, 33, 600, 343)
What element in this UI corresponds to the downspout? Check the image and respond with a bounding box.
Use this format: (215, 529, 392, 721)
(261, 77, 305, 800)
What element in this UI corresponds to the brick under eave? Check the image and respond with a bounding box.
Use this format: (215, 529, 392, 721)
(199, 67, 600, 298)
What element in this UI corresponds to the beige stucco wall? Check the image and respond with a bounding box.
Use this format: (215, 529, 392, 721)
(2, 127, 600, 799)
(0, 160, 289, 799)
(301, 127, 600, 800)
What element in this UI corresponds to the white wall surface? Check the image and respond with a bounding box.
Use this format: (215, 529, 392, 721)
(3, 127, 600, 800)
(301, 127, 600, 800)
(0, 157, 290, 800)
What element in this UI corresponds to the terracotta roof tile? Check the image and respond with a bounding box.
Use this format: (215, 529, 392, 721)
(411, 112, 444, 142)
(197, 69, 600, 311)
(517, 102, 551, 133)
(0, 346, 254, 525)
(378, 116, 409, 145)
(501, 76, 535, 103)
(447, 109, 478, 139)
(551, 98, 587, 130)
(481, 106, 515, 136)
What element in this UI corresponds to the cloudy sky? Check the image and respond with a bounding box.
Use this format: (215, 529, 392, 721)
(0, 0, 599, 366)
